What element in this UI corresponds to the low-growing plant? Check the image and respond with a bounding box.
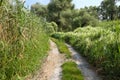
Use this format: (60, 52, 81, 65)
(51, 38, 71, 59)
(62, 61, 84, 80)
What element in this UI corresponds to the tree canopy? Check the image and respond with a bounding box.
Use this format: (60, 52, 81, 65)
(31, 3, 47, 17)
(30, 0, 120, 31)
(47, 0, 74, 31)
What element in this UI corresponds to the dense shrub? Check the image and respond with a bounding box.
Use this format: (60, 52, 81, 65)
(51, 23, 120, 79)
(44, 22, 58, 34)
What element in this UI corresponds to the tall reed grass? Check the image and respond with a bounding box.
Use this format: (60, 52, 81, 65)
(0, 0, 49, 79)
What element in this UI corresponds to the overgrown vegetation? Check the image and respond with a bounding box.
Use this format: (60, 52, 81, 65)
(30, 0, 120, 79)
(0, 1, 49, 79)
(62, 61, 84, 80)
(51, 38, 71, 59)
(31, 0, 120, 31)
(1, 0, 120, 80)
(44, 22, 58, 35)
(52, 21, 120, 80)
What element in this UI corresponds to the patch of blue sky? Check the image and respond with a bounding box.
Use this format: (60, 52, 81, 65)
(24, 0, 103, 9)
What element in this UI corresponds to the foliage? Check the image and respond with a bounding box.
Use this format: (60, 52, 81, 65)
(31, 0, 120, 31)
(52, 21, 120, 79)
(47, 0, 99, 31)
(79, 11, 98, 27)
(47, 0, 74, 31)
(31, 2, 47, 17)
(0, 1, 49, 79)
(62, 61, 84, 80)
(99, 0, 120, 20)
(51, 38, 71, 59)
(60, 9, 73, 31)
(72, 9, 98, 30)
(80, 6, 99, 19)
(44, 22, 58, 35)
(50, 21, 58, 32)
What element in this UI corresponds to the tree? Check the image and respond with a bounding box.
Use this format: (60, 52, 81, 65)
(72, 8, 98, 30)
(82, 6, 99, 19)
(47, 0, 74, 31)
(0, 0, 3, 6)
(60, 9, 73, 31)
(117, 6, 120, 19)
(31, 3, 47, 17)
(99, 0, 116, 20)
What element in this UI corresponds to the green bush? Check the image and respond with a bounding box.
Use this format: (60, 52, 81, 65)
(45, 22, 58, 34)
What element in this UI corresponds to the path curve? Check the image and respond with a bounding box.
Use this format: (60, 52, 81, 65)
(66, 44, 101, 80)
(27, 40, 64, 80)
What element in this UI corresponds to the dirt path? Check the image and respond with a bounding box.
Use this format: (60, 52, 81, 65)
(27, 40, 65, 80)
(66, 44, 101, 80)
(27, 40, 102, 80)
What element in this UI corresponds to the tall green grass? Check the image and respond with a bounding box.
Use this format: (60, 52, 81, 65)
(52, 22, 120, 80)
(0, 1, 49, 80)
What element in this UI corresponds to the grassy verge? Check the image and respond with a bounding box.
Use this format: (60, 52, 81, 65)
(62, 61, 84, 80)
(51, 38, 71, 59)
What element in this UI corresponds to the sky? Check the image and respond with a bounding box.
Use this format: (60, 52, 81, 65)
(24, 0, 103, 9)
(72, 0, 103, 9)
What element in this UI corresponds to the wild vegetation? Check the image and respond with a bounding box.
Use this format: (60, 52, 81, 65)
(31, 0, 120, 31)
(31, 0, 98, 31)
(0, 0, 49, 79)
(51, 38, 84, 80)
(52, 21, 120, 79)
(1, 0, 120, 80)
(62, 61, 84, 80)
(51, 38, 71, 58)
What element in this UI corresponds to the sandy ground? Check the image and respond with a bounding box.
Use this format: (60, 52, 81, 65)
(26, 40, 65, 80)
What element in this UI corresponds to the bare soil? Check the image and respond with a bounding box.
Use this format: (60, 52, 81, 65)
(26, 40, 65, 80)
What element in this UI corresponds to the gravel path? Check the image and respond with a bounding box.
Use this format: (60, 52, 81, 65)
(66, 44, 102, 80)
(27, 40, 64, 80)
